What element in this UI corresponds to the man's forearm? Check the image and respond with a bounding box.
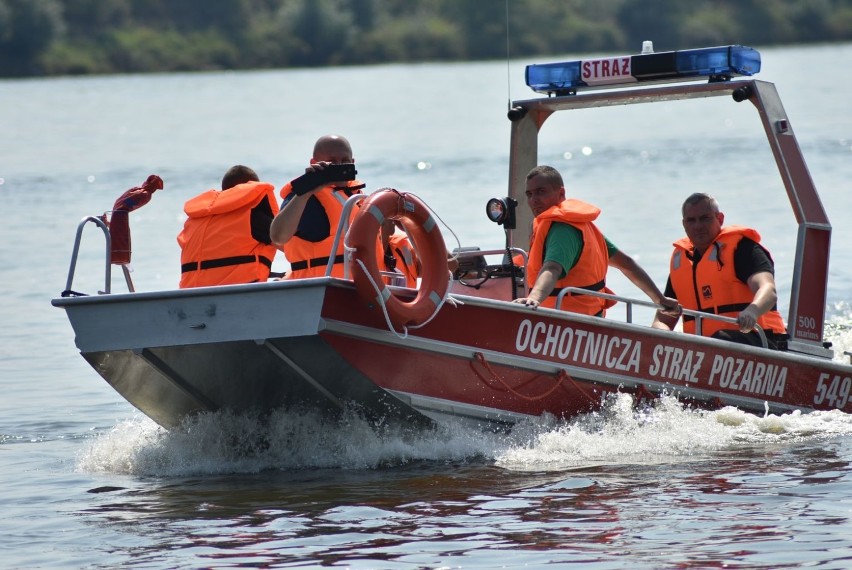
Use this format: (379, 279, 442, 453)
(527, 263, 561, 303)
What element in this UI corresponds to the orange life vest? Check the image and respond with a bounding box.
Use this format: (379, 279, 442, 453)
(669, 225, 787, 337)
(377, 230, 419, 288)
(178, 181, 279, 288)
(527, 199, 614, 315)
(279, 180, 365, 279)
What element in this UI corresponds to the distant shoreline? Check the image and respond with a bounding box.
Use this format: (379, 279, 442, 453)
(2, 0, 851, 78)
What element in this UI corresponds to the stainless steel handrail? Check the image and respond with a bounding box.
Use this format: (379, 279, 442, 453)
(62, 216, 112, 296)
(555, 287, 768, 348)
(328, 193, 412, 286)
(328, 194, 368, 279)
(61, 214, 137, 296)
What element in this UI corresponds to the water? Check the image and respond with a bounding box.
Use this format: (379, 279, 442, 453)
(2, 44, 852, 568)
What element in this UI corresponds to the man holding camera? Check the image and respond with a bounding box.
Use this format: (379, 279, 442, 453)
(270, 134, 366, 279)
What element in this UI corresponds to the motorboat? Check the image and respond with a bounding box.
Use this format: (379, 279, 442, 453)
(53, 45, 852, 431)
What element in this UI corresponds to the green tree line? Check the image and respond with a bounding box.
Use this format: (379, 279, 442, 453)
(1, 0, 851, 77)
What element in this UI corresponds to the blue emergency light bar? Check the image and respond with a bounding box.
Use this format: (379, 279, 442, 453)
(526, 45, 761, 95)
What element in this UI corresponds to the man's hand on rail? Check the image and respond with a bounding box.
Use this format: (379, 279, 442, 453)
(737, 305, 760, 332)
(657, 297, 682, 318)
(513, 297, 541, 309)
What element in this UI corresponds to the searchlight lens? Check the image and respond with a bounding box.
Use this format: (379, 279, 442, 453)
(486, 197, 517, 228)
(487, 198, 507, 223)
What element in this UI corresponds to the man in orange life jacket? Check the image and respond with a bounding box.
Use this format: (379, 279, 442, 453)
(512, 165, 679, 316)
(270, 135, 367, 279)
(651, 192, 788, 349)
(178, 165, 280, 288)
(271, 134, 419, 283)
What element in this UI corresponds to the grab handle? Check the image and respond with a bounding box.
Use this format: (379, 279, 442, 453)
(61, 215, 112, 296)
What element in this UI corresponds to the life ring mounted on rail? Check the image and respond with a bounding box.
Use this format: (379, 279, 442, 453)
(347, 188, 449, 329)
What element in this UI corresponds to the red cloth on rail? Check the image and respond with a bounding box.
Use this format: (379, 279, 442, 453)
(106, 174, 163, 264)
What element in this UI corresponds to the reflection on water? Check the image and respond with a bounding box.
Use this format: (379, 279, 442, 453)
(67, 387, 852, 566)
(75, 420, 852, 568)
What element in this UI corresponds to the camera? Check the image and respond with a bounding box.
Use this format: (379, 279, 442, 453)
(291, 163, 357, 195)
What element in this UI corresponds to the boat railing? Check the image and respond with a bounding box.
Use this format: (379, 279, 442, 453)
(326, 193, 404, 286)
(61, 214, 135, 297)
(331, 194, 364, 279)
(557, 287, 768, 348)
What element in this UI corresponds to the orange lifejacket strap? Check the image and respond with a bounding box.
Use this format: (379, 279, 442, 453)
(182, 255, 272, 274)
(290, 254, 345, 272)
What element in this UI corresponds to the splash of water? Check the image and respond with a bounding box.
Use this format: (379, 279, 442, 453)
(497, 393, 852, 472)
(77, 393, 852, 477)
(76, 406, 506, 477)
(826, 301, 852, 361)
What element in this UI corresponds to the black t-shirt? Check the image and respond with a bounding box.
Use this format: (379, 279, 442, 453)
(279, 184, 364, 243)
(664, 237, 775, 298)
(292, 195, 332, 242)
(249, 196, 275, 244)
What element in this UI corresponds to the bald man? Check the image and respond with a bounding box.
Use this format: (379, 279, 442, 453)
(270, 135, 367, 279)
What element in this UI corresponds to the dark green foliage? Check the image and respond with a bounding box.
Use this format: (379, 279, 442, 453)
(4, 0, 851, 77)
(0, 0, 64, 75)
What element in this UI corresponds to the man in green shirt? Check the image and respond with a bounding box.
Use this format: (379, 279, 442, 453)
(513, 165, 679, 317)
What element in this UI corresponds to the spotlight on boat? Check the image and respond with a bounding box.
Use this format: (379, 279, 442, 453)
(732, 84, 753, 102)
(507, 106, 528, 121)
(486, 197, 517, 229)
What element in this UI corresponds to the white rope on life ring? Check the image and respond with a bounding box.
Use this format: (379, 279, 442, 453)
(346, 188, 449, 330)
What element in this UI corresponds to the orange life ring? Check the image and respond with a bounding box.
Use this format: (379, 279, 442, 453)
(348, 188, 448, 328)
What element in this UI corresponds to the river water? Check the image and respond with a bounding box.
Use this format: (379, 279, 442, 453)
(2, 44, 852, 568)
